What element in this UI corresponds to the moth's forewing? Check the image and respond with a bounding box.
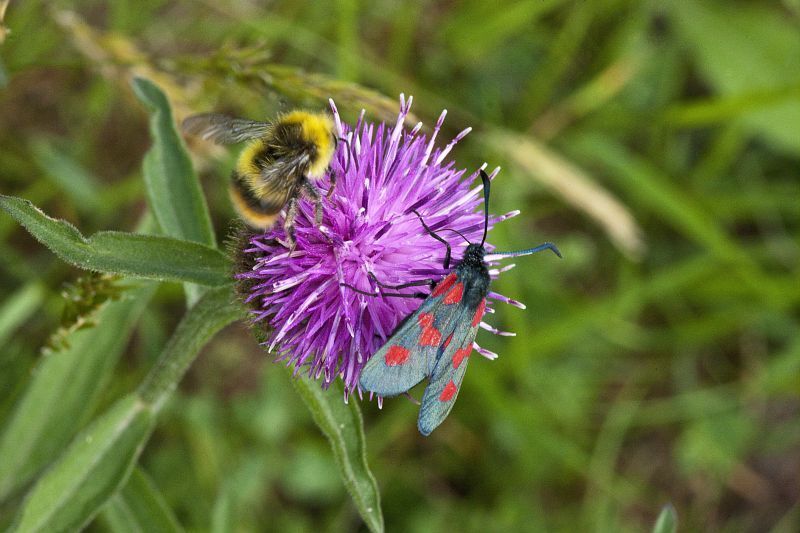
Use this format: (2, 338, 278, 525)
(359, 272, 463, 396)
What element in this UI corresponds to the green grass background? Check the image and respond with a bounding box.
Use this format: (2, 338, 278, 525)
(1, 0, 799, 531)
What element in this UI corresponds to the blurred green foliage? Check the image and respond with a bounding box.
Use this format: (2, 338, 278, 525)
(1, 0, 799, 531)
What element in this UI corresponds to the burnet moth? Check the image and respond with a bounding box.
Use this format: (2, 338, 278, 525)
(353, 169, 561, 435)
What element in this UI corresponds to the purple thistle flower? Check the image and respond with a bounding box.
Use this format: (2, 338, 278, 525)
(236, 96, 525, 396)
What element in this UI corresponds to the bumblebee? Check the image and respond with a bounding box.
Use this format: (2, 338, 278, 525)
(183, 110, 341, 247)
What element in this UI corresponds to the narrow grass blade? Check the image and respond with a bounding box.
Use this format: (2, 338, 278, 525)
(210, 486, 233, 533)
(569, 135, 786, 302)
(260, 64, 417, 125)
(0, 195, 230, 286)
(443, 0, 564, 61)
(0, 282, 45, 347)
(28, 137, 104, 213)
(292, 376, 384, 533)
(11, 286, 241, 532)
(663, 86, 800, 128)
(485, 129, 645, 260)
(652, 504, 678, 533)
(131, 77, 216, 248)
(0, 285, 154, 501)
(11, 395, 156, 533)
(100, 468, 183, 533)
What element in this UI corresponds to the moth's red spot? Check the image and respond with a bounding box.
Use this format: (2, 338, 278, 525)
(431, 273, 457, 297)
(471, 299, 486, 327)
(443, 333, 454, 349)
(453, 346, 472, 369)
(439, 381, 458, 402)
(443, 283, 464, 305)
(419, 327, 442, 346)
(417, 313, 434, 327)
(417, 312, 442, 346)
(385, 345, 410, 366)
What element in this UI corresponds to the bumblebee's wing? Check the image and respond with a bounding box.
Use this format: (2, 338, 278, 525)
(417, 296, 486, 436)
(182, 113, 271, 144)
(359, 272, 462, 397)
(259, 150, 312, 184)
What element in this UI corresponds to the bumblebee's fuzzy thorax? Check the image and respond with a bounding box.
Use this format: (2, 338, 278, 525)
(280, 110, 335, 179)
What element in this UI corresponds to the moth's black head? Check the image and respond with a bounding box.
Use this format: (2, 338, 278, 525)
(457, 243, 490, 308)
(461, 243, 486, 267)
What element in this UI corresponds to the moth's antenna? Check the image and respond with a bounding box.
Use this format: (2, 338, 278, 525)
(486, 242, 562, 260)
(479, 169, 490, 247)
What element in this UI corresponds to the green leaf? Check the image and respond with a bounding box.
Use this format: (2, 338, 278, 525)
(0, 195, 230, 286)
(131, 77, 216, 248)
(11, 395, 156, 533)
(0, 285, 154, 501)
(100, 468, 183, 533)
(291, 376, 383, 533)
(652, 504, 678, 533)
(10, 286, 241, 532)
(669, 1, 800, 155)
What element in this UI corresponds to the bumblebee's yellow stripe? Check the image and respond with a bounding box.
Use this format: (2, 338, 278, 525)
(236, 139, 265, 189)
(281, 111, 335, 179)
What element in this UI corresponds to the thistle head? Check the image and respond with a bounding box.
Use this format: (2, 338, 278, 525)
(235, 96, 524, 395)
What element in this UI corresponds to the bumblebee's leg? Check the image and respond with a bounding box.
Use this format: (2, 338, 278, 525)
(326, 168, 337, 199)
(300, 180, 324, 226)
(283, 197, 299, 251)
